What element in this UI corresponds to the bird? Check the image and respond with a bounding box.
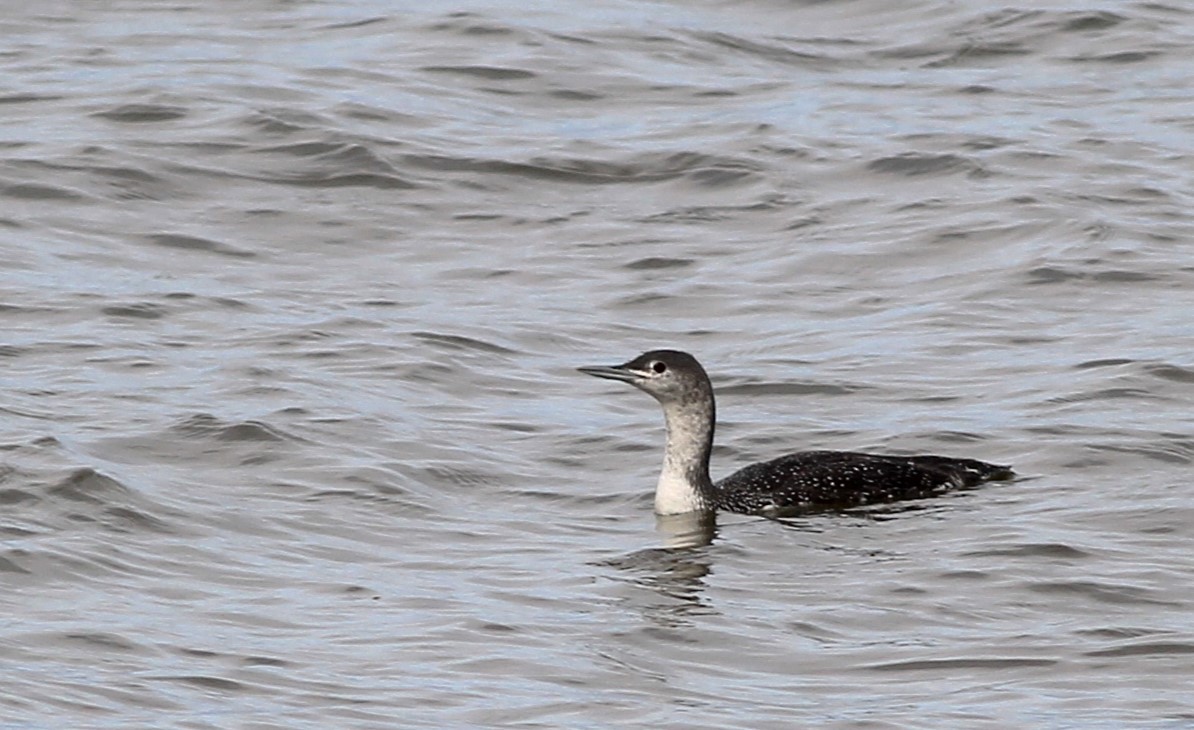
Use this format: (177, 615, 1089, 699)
(578, 349, 1013, 517)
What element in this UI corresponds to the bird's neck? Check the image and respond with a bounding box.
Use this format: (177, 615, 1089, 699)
(655, 397, 717, 514)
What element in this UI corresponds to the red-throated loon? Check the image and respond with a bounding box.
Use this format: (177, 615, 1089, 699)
(579, 349, 1013, 516)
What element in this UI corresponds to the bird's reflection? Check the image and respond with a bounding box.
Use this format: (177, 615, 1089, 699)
(598, 499, 951, 627)
(654, 510, 718, 549)
(597, 512, 718, 626)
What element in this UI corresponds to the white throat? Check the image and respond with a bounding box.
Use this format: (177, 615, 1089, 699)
(653, 399, 715, 515)
(654, 468, 710, 515)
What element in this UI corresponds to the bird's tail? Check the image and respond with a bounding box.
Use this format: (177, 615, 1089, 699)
(909, 456, 1015, 485)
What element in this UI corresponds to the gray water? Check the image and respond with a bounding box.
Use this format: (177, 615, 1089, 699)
(3, 1, 1193, 728)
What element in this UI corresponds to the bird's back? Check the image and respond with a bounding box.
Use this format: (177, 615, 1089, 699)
(714, 450, 1013, 516)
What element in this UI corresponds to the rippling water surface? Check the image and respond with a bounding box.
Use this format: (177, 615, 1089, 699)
(3, 1, 1194, 727)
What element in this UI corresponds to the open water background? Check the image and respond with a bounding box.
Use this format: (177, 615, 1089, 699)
(3, 1, 1194, 727)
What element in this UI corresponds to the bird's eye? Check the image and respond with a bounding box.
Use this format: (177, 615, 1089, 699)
(652, 361, 667, 374)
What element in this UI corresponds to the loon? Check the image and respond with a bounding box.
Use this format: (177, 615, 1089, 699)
(579, 349, 1013, 516)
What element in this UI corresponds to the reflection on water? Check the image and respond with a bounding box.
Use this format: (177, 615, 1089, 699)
(654, 511, 718, 550)
(596, 512, 719, 626)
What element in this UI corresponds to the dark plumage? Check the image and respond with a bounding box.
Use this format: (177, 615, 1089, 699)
(579, 349, 1013, 517)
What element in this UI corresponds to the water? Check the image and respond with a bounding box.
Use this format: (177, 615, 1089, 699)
(3, 1, 1193, 727)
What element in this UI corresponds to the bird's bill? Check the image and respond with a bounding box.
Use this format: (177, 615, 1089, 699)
(577, 364, 643, 383)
